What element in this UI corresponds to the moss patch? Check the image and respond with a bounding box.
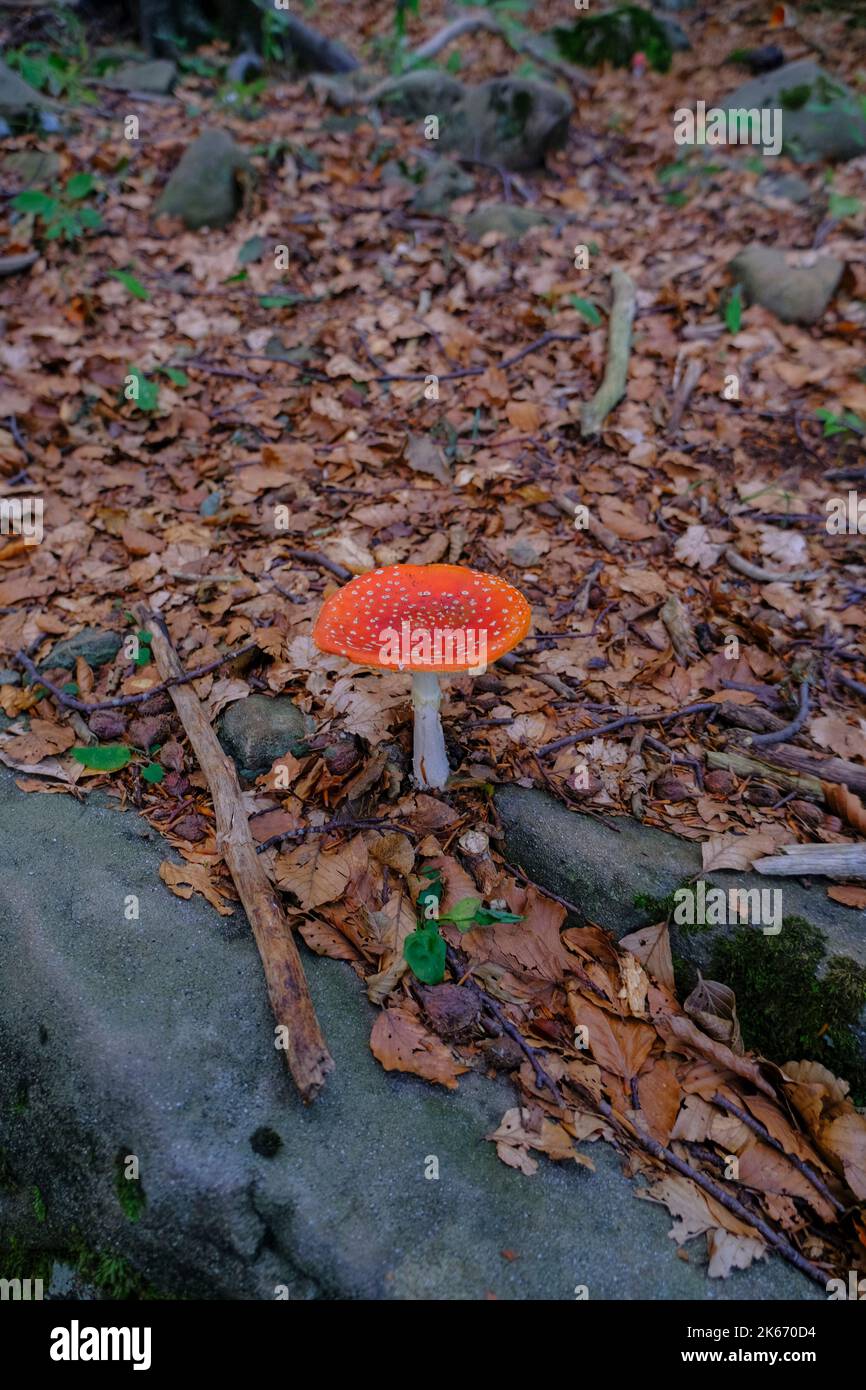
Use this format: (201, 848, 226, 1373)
(0, 1230, 164, 1300)
(114, 1149, 146, 1222)
(710, 916, 866, 1104)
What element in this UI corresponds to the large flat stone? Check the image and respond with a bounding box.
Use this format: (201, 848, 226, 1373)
(0, 769, 819, 1300)
(495, 785, 865, 962)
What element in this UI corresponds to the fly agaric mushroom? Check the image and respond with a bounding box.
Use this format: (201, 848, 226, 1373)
(312, 563, 531, 790)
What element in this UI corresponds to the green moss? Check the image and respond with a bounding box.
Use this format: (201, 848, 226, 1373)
(114, 1150, 146, 1223)
(633, 880, 717, 934)
(31, 1185, 46, 1223)
(710, 916, 866, 1104)
(0, 1230, 164, 1300)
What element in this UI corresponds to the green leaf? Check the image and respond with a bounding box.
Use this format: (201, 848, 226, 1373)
(724, 284, 743, 335)
(126, 367, 160, 414)
(110, 268, 150, 301)
(12, 189, 55, 215)
(140, 762, 165, 783)
(66, 172, 96, 199)
(158, 366, 189, 387)
(828, 193, 862, 221)
(72, 745, 132, 771)
(438, 896, 482, 931)
(259, 293, 302, 309)
(78, 206, 103, 230)
(569, 294, 602, 327)
(472, 906, 524, 926)
(403, 925, 446, 984)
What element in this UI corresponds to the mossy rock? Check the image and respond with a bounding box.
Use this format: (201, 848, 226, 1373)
(442, 78, 572, 172)
(42, 628, 121, 671)
(463, 203, 549, 241)
(217, 694, 313, 778)
(720, 60, 866, 162)
(729, 245, 844, 325)
(2, 149, 61, 187)
(0, 58, 59, 119)
(375, 70, 465, 121)
(155, 129, 253, 230)
(103, 59, 177, 95)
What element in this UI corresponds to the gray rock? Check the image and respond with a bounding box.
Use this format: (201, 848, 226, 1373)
(42, 628, 121, 671)
(729, 245, 844, 325)
(217, 694, 312, 778)
(2, 149, 61, 187)
(754, 172, 812, 205)
(0, 58, 58, 119)
(103, 59, 177, 95)
(0, 668, 21, 686)
(375, 69, 464, 121)
(0, 766, 818, 1300)
(464, 203, 549, 241)
(411, 158, 475, 215)
(721, 60, 866, 162)
(494, 785, 866, 984)
(155, 129, 252, 230)
(442, 78, 572, 171)
(652, 0, 696, 9)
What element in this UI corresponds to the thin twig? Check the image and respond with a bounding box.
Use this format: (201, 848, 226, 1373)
(282, 549, 352, 582)
(446, 944, 564, 1104)
(256, 816, 414, 855)
(711, 1093, 846, 1216)
(13, 640, 258, 714)
(539, 702, 719, 758)
(748, 680, 811, 749)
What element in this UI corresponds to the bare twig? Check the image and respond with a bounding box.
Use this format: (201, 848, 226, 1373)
(539, 702, 718, 759)
(14, 640, 258, 714)
(446, 944, 564, 1104)
(747, 680, 811, 750)
(580, 268, 637, 437)
(282, 549, 352, 582)
(135, 606, 333, 1101)
(711, 1094, 846, 1216)
(725, 548, 824, 584)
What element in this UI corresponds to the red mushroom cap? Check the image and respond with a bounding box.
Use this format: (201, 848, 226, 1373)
(312, 563, 532, 672)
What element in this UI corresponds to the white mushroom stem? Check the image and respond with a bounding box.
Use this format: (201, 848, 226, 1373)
(411, 671, 450, 790)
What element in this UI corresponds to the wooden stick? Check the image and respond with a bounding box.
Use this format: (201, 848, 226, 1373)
(706, 749, 822, 798)
(759, 744, 866, 798)
(135, 605, 333, 1101)
(580, 268, 636, 437)
(753, 842, 866, 880)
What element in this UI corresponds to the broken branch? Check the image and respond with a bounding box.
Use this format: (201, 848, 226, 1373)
(580, 268, 637, 437)
(135, 605, 333, 1102)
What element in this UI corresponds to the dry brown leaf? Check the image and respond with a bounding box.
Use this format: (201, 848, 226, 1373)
(2, 718, 76, 764)
(159, 859, 234, 915)
(274, 834, 367, 911)
(701, 825, 790, 873)
(683, 976, 743, 1053)
(568, 993, 656, 1086)
(619, 921, 675, 991)
(822, 780, 866, 834)
(369, 1005, 468, 1089)
(827, 884, 866, 909)
(810, 715, 866, 762)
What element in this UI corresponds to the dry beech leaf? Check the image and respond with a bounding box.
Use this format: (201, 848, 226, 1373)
(822, 781, 866, 835)
(568, 992, 656, 1085)
(827, 884, 866, 909)
(369, 1005, 468, 1090)
(683, 975, 743, 1054)
(274, 834, 367, 911)
(159, 859, 234, 915)
(619, 921, 675, 991)
(2, 718, 76, 764)
(701, 826, 790, 873)
(487, 1106, 593, 1175)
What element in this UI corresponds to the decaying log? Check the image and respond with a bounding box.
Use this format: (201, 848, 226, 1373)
(135, 605, 333, 1102)
(759, 744, 866, 798)
(706, 749, 822, 798)
(753, 843, 866, 880)
(580, 268, 637, 437)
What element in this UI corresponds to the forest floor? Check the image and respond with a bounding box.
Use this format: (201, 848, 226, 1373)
(1, 0, 866, 1296)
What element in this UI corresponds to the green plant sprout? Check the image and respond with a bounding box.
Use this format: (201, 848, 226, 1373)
(12, 173, 102, 243)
